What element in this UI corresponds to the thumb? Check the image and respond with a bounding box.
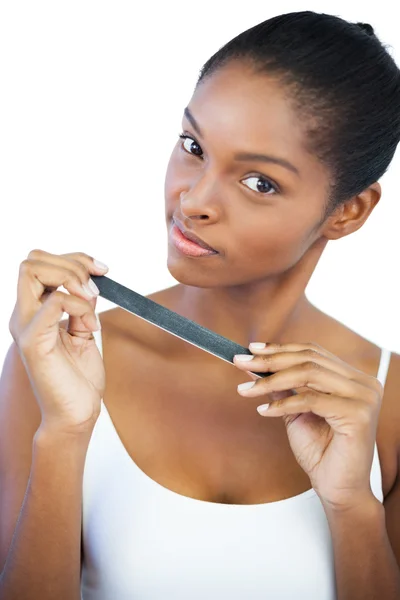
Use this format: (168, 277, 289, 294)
(67, 295, 99, 339)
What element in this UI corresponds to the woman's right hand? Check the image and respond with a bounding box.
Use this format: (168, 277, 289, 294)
(8, 249, 110, 435)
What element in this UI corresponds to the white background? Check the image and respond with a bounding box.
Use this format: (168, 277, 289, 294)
(0, 1, 398, 367)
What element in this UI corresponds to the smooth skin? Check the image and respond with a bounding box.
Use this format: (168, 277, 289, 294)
(162, 59, 400, 556)
(1, 58, 400, 598)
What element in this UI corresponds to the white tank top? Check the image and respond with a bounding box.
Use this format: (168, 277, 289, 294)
(80, 327, 391, 600)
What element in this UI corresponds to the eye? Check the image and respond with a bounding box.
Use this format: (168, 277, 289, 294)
(179, 134, 203, 159)
(241, 175, 279, 196)
(178, 133, 280, 196)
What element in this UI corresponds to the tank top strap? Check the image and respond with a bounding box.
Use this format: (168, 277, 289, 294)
(376, 348, 391, 388)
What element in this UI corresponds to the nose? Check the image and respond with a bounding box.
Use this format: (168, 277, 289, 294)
(179, 177, 221, 222)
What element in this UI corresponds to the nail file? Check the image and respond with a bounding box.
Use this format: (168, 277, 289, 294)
(91, 275, 273, 380)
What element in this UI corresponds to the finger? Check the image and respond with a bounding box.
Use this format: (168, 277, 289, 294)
(57, 252, 107, 335)
(255, 391, 376, 435)
(234, 348, 366, 384)
(67, 295, 100, 337)
(16, 259, 95, 329)
(16, 250, 107, 331)
(237, 362, 378, 403)
(32, 248, 108, 281)
(249, 341, 339, 361)
(28, 249, 108, 297)
(59, 251, 109, 277)
(19, 290, 99, 355)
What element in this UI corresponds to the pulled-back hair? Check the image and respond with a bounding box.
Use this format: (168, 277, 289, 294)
(197, 11, 400, 218)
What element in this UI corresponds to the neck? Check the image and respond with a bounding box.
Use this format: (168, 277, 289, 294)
(176, 237, 328, 348)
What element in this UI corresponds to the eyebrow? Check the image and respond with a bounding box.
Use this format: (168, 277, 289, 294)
(183, 106, 300, 177)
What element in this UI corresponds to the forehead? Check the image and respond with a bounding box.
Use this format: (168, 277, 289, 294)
(190, 63, 302, 146)
(188, 62, 326, 179)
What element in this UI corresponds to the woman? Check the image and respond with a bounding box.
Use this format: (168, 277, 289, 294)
(1, 10, 399, 600)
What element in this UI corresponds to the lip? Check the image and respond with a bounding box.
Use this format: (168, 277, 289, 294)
(173, 218, 218, 252)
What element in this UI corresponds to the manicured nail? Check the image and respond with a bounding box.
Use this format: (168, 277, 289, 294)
(82, 282, 96, 298)
(93, 259, 109, 271)
(87, 278, 100, 296)
(249, 342, 266, 349)
(234, 354, 254, 361)
(238, 381, 256, 392)
(257, 404, 270, 414)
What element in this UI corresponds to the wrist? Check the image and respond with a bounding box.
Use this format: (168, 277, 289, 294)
(34, 423, 95, 447)
(322, 492, 383, 520)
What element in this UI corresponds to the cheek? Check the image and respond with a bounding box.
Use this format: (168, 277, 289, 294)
(230, 209, 315, 270)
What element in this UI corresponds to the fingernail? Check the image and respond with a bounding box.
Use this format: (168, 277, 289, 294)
(87, 278, 100, 296)
(257, 404, 270, 414)
(249, 342, 266, 349)
(238, 381, 256, 392)
(94, 259, 109, 271)
(234, 354, 254, 362)
(82, 282, 96, 298)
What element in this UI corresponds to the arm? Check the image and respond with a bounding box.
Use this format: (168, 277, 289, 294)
(0, 427, 92, 600)
(324, 493, 400, 600)
(324, 351, 400, 599)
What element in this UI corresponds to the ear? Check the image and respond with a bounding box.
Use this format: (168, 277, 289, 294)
(321, 182, 381, 241)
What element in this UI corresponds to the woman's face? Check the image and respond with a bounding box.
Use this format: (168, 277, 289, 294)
(164, 61, 331, 288)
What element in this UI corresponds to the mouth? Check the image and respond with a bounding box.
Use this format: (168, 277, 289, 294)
(173, 218, 218, 253)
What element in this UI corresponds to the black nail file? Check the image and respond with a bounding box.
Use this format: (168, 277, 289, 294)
(91, 275, 273, 379)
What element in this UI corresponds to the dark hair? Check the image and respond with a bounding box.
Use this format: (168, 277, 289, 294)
(197, 11, 400, 220)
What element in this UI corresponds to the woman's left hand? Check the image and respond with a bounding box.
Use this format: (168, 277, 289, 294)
(234, 341, 384, 511)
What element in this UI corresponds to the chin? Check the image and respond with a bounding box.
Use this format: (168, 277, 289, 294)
(166, 253, 220, 288)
